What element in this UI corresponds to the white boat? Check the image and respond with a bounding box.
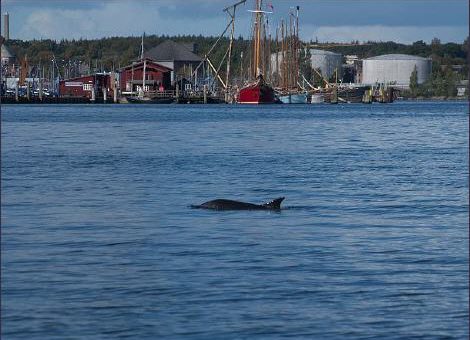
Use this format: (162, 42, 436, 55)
(310, 93, 325, 104)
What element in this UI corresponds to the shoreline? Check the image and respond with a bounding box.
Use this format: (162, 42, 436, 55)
(397, 96, 468, 102)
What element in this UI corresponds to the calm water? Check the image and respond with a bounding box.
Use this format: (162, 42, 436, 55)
(1, 102, 468, 339)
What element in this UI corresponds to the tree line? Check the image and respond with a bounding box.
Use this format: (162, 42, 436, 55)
(4, 35, 468, 96)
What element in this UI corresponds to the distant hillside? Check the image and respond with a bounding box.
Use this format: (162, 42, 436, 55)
(4, 35, 467, 73)
(4, 35, 250, 74)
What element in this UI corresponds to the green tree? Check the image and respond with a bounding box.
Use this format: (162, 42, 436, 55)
(299, 47, 312, 84)
(409, 65, 418, 97)
(430, 37, 442, 56)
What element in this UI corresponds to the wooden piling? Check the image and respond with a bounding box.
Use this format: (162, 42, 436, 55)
(175, 81, 179, 103)
(39, 80, 43, 101)
(330, 87, 338, 104)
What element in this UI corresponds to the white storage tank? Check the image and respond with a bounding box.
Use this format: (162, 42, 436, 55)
(310, 49, 343, 80)
(270, 49, 343, 80)
(361, 54, 432, 87)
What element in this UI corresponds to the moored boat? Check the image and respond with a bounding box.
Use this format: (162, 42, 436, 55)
(337, 86, 369, 103)
(322, 86, 369, 103)
(278, 92, 308, 104)
(310, 93, 325, 103)
(126, 95, 174, 104)
(237, 0, 276, 104)
(239, 75, 276, 104)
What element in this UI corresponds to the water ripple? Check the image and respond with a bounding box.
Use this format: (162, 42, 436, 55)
(2, 102, 468, 339)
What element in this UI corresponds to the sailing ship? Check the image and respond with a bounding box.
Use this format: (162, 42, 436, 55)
(238, 0, 276, 104)
(276, 6, 308, 104)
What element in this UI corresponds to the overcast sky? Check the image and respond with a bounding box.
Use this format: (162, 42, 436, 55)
(2, 0, 468, 43)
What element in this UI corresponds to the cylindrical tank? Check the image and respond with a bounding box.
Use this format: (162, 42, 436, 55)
(270, 49, 343, 81)
(310, 49, 343, 80)
(361, 54, 432, 86)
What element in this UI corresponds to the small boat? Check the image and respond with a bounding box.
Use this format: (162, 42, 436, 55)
(278, 92, 308, 104)
(310, 93, 325, 104)
(321, 86, 368, 104)
(126, 95, 174, 104)
(337, 86, 369, 103)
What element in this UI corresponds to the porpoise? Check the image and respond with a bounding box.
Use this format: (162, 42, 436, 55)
(191, 197, 285, 211)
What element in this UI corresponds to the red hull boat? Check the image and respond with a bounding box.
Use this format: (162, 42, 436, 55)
(238, 76, 276, 104)
(237, 1, 276, 104)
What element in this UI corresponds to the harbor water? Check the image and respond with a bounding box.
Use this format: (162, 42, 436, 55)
(2, 102, 468, 339)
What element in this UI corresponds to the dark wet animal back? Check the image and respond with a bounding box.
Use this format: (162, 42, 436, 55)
(192, 197, 285, 211)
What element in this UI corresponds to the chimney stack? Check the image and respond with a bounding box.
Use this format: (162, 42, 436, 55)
(3, 12, 10, 40)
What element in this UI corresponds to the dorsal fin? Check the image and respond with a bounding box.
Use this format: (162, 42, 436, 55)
(262, 197, 285, 210)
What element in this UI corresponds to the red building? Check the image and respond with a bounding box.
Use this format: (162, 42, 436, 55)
(119, 59, 172, 93)
(59, 73, 111, 98)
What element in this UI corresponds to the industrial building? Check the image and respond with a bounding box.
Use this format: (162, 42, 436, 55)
(1, 13, 18, 80)
(1, 43, 15, 65)
(361, 54, 432, 88)
(310, 49, 343, 80)
(1, 12, 13, 65)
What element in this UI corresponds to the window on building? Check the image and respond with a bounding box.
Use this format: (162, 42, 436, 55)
(83, 83, 93, 91)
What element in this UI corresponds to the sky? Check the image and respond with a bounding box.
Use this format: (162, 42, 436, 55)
(1, 0, 468, 44)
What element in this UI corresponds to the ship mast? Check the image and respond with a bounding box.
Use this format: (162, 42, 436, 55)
(253, 0, 260, 78)
(251, 0, 265, 78)
(295, 6, 300, 91)
(141, 33, 146, 95)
